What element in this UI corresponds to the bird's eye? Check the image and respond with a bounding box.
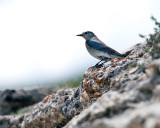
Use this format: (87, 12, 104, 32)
(84, 32, 88, 34)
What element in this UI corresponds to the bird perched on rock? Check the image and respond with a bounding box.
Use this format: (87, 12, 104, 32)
(77, 31, 131, 67)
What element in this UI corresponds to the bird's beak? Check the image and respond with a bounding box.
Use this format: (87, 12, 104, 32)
(76, 33, 83, 36)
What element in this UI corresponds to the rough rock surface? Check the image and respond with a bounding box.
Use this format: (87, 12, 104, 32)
(2, 32, 160, 128)
(0, 115, 24, 128)
(64, 59, 160, 128)
(20, 39, 158, 128)
(0, 87, 58, 115)
(64, 33, 160, 128)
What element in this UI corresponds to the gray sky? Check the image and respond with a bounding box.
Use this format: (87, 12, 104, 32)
(0, 0, 160, 88)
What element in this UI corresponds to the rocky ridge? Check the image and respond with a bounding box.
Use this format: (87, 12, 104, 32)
(0, 87, 58, 115)
(1, 31, 160, 128)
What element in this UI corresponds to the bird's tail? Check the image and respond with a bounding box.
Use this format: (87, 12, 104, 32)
(122, 49, 133, 57)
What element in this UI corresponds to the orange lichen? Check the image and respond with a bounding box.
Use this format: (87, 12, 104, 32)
(103, 69, 106, 72)
(84, 87, 94, 93)
(83, 73, 88, 78)
(90, 92, 101, 98)
(86, 90, 90, 94)
(111, 60, 115, 63)
(111, 58, 125, 63)
(83, 81, 88, 87)
(93, 92, 101, 98)
(43, 95, 52, 102)
(94, 78, 104, 85)
(92, 73, 97, 77)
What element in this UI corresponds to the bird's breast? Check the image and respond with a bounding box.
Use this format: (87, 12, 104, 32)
(85, 43, 111, 60)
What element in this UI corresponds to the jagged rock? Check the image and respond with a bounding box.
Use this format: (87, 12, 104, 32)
(0, 87, 58, 115)
(20, 42, 158, 128)
(0, 115, 24, 128)
(64, 59, 160, 128)
(1, 38, 159, 128)
(21, 88, 84, 128)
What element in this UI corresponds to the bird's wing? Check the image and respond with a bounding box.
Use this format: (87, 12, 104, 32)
(86, 40, 123, 57)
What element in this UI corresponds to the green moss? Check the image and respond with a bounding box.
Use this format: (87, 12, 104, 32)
(57, 76, 83, 88)
(129, 62, 137, 68)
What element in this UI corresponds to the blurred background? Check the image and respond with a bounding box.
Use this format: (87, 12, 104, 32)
(0, 0, 160, 89)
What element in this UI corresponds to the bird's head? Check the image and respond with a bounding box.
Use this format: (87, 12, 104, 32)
(77, 31, 96, 40)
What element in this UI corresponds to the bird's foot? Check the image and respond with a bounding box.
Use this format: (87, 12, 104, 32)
(93, 63, 104, 68)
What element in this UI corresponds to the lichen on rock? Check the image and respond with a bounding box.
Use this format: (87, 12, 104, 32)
(20, 37, 160, 128)
(3, 26, 160, 128)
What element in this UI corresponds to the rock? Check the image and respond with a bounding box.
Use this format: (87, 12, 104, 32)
(0, 115, 24, 128)
(0, 87, 58, 115)
(64, 46, 160, 128)
(20, 42, 154, 128)
(2, 40, 160, 128)
(65, 103, 160, 128)
(64, 64, 160, 128)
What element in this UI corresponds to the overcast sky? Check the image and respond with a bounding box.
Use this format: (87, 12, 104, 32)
(0, 0, 160, 89)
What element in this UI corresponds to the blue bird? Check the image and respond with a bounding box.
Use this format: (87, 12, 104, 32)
(77, 31, 131, 67)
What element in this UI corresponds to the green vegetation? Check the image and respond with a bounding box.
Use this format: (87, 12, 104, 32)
(56, 76, 83, 88)
(129, 61, 147, 72)
(138, 63, 147, 71)
(139, 16, 160, 59)
(144, 48, 149, 53)
(12, 106, 33, 115)
(129, 61, 137, 68)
